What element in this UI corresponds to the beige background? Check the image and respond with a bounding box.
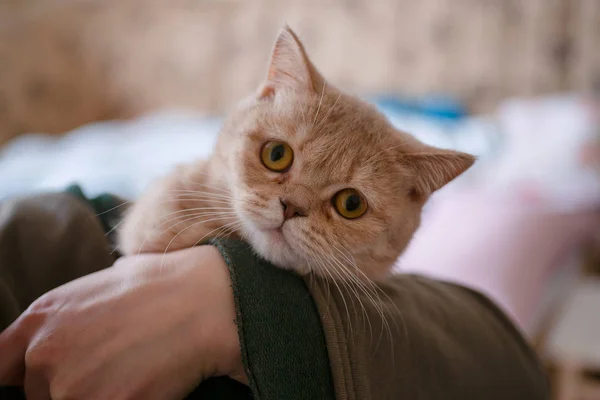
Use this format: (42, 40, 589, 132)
(0, 0, 599, 144)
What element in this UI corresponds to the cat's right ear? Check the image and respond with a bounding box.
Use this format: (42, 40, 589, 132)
(258, 25, 324, 99)
(403, 150, 475, 200)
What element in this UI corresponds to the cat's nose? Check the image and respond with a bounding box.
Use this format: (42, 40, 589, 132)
(280, 198, 307, 221)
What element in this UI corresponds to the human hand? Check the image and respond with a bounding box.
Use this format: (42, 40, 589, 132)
(0, 246, 246, 400)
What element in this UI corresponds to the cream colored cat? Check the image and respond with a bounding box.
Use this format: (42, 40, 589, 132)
(118, 26, 474, 280)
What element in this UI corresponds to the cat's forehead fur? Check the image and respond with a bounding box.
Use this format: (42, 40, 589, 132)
(242, 88, 412, 202)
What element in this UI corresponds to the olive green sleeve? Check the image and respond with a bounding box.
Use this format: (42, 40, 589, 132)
(0, 192, 116, 331)
(209, 239, 337, 400)
(306, 274, 550, 400)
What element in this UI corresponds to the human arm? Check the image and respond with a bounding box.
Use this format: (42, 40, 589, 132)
(0, 246, 248, 400)
(0, 191, 334, 400)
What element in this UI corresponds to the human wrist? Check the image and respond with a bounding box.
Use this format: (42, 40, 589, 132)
(186, 246, 246, 384)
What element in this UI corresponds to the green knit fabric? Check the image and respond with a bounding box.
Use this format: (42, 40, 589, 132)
(210, 239, 336, 400)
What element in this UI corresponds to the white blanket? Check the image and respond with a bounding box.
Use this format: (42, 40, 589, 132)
(0, 109, 496, 201)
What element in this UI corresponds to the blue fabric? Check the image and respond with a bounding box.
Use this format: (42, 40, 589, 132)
(372, 94, 468, 121)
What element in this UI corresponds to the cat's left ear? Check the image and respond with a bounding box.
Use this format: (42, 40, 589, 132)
(258, 25, 325, 99)
(404, 148, 476, 199)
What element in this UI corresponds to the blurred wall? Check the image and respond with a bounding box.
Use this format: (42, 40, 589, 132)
(0, 0, 599, 143)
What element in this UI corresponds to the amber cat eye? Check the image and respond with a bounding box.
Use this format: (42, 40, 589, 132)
(261, 141, 294, 172)
(333, 189, 367, 219)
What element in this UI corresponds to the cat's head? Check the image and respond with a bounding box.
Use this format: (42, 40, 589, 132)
(221, 26, 474, 280)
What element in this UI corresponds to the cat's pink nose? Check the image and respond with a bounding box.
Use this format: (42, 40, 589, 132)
(280, 198, 307, 221)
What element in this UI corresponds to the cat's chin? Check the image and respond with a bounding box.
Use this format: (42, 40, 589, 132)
(241, 224, 310, 275)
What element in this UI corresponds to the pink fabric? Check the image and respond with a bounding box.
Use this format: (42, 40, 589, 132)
(396, 95, 600, 336)
(396, 187, 599, 336)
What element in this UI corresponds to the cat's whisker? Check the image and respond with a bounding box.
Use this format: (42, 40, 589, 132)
(298, 237, 339, 321)
(341, 250, 401, 333)
(324, 249, 373, 340)
(242, 199, 269, 210)
(331, 244, 380, 298)
(110, 244, 121, 256)
(311, 249, 354, 340)
(169, 194, 233, 203)
(309, 252, 332, 311)
(148, 211, 237, 238)
(169, 187, 232, 196)
(158, 215, 241, 268)
(330, 260, 368, 337)
(160, 211, 237, 228)
(105, 219, 125, 237)
(159, 207, 236, 219)
(289, 227, 390, 347)
(314, 90, 342, 134)
(136, 211, 237, 257)
(151, 213, 235, 241)
(165, 197, 233, 207)
(93, 200, 133, 217)
(298, 251, 331, 309)
(183, 184, 232, 197)
(165, 193, 233, 203)
(224, 222, 244, 239)
(299, 101, 307, 126)
(304, 238, 356, 340)
(333, 244, 404, 364)
(361, 143, 412, 166)
(168, 189, 233, 201)
(312, 80, 327, 126)
(221, 222, 243, 241)
(330, 247, 386, 314)
(168, 195, 233, 205)
(176, 176, 232, 195)
(324, 242, 394, 350)
(190, 220, 242, 248)
(319, 253, 355, 341)
(332, 260, 371, 321)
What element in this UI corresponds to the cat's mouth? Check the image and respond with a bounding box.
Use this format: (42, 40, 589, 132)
(260, 223, 298, 251)
(240, 210, 295, 255)
(242, 218, 306, 271)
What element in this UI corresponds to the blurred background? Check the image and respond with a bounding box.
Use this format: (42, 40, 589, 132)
(0, 1, 599, 398)
(0, 0, 599, 139)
